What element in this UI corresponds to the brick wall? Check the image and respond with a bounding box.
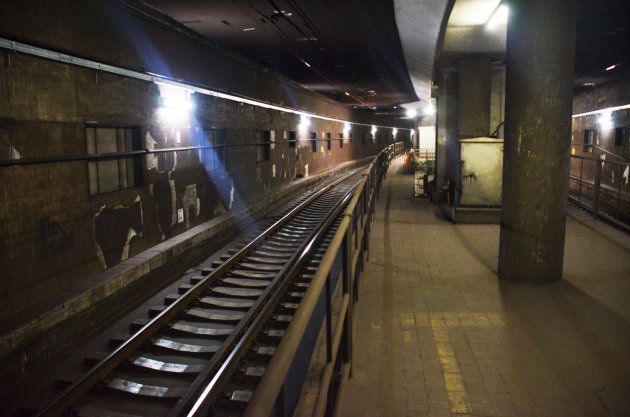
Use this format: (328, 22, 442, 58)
(0, 0, 412, 319)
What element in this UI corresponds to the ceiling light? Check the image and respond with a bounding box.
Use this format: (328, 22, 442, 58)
(303, 60, 311, 68)
(424, 103, 435, 116)
(371, 125, 377, 135)
(243, 27, 255, 32)
(582, 82, 596, 87)
(486, 4, 508, 30)
(393, 128, 398, 137)
(606, 64, 617, 71)
(449, 0, 500, 26)
(344, 92, 350, 96)
(405, 109, 417, 118)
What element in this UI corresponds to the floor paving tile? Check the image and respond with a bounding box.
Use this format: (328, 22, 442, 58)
(337, 158, 630, 417)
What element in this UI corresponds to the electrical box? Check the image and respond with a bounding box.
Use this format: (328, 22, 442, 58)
(459, 137, 504, 206)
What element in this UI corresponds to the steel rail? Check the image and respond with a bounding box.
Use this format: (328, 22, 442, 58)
(170, 184, 360, 417)
(185, 183, 360, 417)
(241, 145, 394, 417)
(34, 167, 363, 417)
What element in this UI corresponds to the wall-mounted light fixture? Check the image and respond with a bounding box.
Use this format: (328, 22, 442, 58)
(343, 122, 351, 136)
(405, 109, 418, 119)
(298, 114, 311, 133)
(598, 111, 613, 130)
(371, 125, 377, 136)
(393, 128, 398, 137)
(156, 81, 195, 125)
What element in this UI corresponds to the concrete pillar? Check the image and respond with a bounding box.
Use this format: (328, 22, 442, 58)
(436, 68, 458, 187)
(458, 58, 491, 137)
(498, 0, 577, 284)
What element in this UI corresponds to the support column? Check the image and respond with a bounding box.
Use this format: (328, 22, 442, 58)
(436, 67, 458, 187)
(458, 58, 491, 137)
(498, 0, 577, 284)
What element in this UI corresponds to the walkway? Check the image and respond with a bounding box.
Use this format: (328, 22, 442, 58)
(338, 157, 630, 417)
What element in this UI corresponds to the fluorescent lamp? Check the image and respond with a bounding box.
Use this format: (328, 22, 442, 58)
(371, 125, 377, 135)
(486, 4, 508, 30)
(393, 128, 398, 137)
(606, 64, 616, 71)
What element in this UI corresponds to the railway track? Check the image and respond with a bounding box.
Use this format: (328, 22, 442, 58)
(33, 167, 367, 417)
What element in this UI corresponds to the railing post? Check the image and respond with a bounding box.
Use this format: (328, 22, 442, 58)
(578, 157, 584, 203)
(617, 164, 623, 220)
(325, 273, 333, 364)
(342, 227, 353, 377)
(594, 160, 602, 220)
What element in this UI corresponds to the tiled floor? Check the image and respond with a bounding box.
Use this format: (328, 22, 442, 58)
(338, 158, 630, 417)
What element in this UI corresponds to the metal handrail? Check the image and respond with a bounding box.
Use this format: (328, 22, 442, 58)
(242, 143, 398, 417)
(569, 154, 630, 231)
(34, 166, 363, 417)
(0, 141, 389, 168)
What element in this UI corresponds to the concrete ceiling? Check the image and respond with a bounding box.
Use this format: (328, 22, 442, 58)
(393, 0, 452, 109)
(442, 0, 506, 59)
(438, 0, 630, 91)
(134, 0, 421, 109)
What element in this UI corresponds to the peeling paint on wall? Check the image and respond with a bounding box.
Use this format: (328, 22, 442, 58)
(121, 228, 138, 261)
(169, 178, 177, 226)
(93, 205, 107, 269)
(93, 199, 143, 268)
(182, 184, 198, 228)
(229, 182, 235, 210)
(145, 132, 159, 171)
(9, 143, 21, 160)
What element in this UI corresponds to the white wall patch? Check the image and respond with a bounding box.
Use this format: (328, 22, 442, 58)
(145, 132, 159, 171)
(229, 181, 235, 210)
(169, 178, 177, 225)
(182, 184, 198, 228)
(9, 144, 21, 160)
(121, 228, 138, 261)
